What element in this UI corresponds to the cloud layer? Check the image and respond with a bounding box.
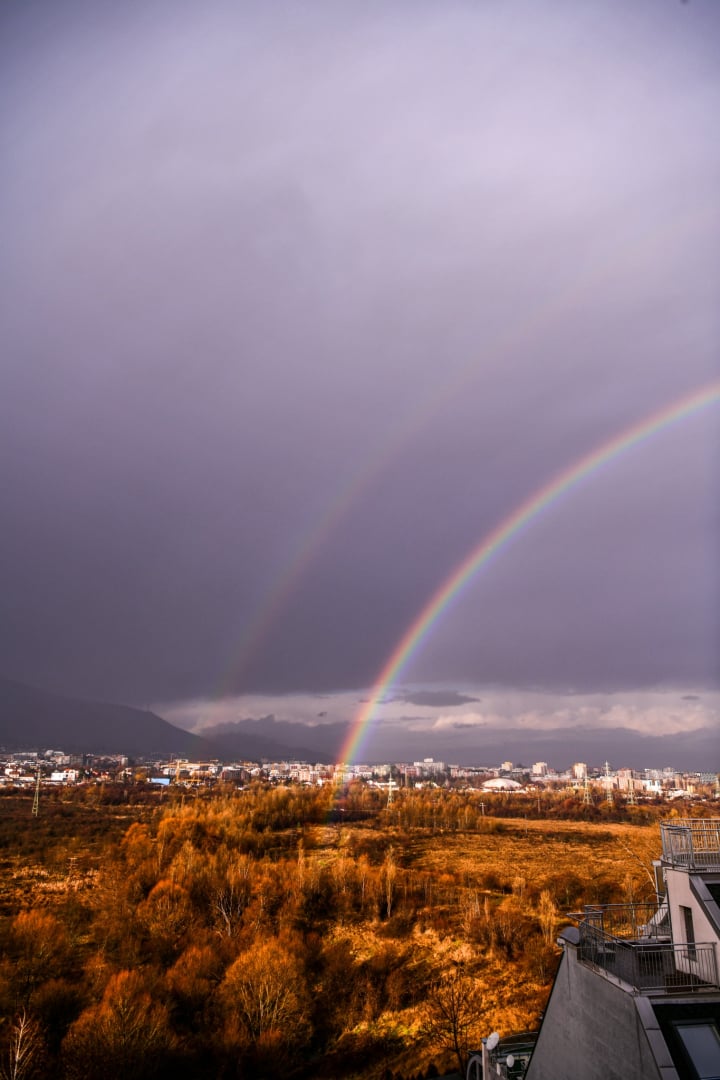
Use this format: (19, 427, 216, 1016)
(157, 685, 719, 769)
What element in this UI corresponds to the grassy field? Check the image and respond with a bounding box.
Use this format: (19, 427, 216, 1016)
(0, 786, 671, 1078)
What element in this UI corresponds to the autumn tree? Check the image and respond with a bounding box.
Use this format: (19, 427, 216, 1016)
(136, 878, 193, 963)
(165, 943, 222, 1030)
(0, 1011, 45, 1080)
(382, 846, 397, 919)
(220, 937, 310, 1060)
(422, 967, 484, 1077)
(61, 969, 173, 1080)
(206, 852, 253, 938)
(537, 889, 557, 947)
(6, 911, 68, 1008)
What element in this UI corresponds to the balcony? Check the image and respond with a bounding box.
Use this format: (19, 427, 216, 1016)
(661, 819, 720, 872)
(571, 903, 719, 994)
(572, 902, 671, 942)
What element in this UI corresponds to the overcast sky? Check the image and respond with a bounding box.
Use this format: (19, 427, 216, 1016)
(2, 0, 718, 763)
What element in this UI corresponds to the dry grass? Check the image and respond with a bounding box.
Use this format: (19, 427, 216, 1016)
(0, 789, 669, 1079)
(297, 815, 662, 1075)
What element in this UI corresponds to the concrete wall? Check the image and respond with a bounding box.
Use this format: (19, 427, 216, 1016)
(525, 941, 665, 1080)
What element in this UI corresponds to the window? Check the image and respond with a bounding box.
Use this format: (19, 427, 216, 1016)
(681, 904, 697, 961)
(675, 1023, 720, 1080)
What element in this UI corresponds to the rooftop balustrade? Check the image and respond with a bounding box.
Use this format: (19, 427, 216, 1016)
(661, 819, 720, 872)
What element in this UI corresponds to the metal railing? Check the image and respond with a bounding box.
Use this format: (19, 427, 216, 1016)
(661, 819, 720, 872)
(570, 902, 670, 942)
(577, 919, 718, 993)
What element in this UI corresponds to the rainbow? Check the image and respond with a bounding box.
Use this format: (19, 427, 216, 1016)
(338, 381, 720, 764)
(217, 203, 712, 695)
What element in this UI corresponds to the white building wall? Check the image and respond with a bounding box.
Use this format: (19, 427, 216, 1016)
(665, 867, 720, 946)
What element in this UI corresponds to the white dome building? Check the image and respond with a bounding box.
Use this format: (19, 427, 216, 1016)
(481, 777, 523, 792)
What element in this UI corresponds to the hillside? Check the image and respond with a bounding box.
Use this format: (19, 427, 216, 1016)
(0, 678, 209, 757)
(0, 678, 331, 761)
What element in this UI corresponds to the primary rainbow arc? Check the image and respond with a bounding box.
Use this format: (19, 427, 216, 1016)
(339, 381, 720, 765)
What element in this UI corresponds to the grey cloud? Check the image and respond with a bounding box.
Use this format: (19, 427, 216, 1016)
(389, 691, 482, 708)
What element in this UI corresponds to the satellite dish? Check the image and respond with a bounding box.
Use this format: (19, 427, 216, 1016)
(487, 1032, 500, 1051)
(506, 1054, 515, 1068)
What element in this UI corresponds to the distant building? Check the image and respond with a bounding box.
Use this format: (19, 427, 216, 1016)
(482, 777, 522, 792)
(413, 758, 446, 774)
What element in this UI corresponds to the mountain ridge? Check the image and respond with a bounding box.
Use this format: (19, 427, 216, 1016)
(0, 678, 330, 762)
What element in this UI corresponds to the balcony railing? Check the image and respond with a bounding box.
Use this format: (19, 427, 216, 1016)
(576, 919, 718, 994)
(570, 902, 670, 942)
(661, 819, 720, 872)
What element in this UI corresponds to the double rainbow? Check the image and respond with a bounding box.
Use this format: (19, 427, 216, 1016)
(339, 381, 719, 764)
(217, 204, 711, 697)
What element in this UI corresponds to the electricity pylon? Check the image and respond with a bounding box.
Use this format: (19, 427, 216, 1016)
(604, 761, 614, 806)
(32, 764, 41, 817)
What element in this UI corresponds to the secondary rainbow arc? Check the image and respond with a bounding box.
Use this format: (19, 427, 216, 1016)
(338, 381, 720, 765)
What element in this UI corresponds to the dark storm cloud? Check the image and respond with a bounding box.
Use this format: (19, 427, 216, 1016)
(389, 691, 482, 708)
(0, 0, 718, 709)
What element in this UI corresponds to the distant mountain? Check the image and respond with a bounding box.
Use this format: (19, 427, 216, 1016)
(0, 677, 210, 757)
(199, 717, 342, 764)
(0, 678, 333, 762)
